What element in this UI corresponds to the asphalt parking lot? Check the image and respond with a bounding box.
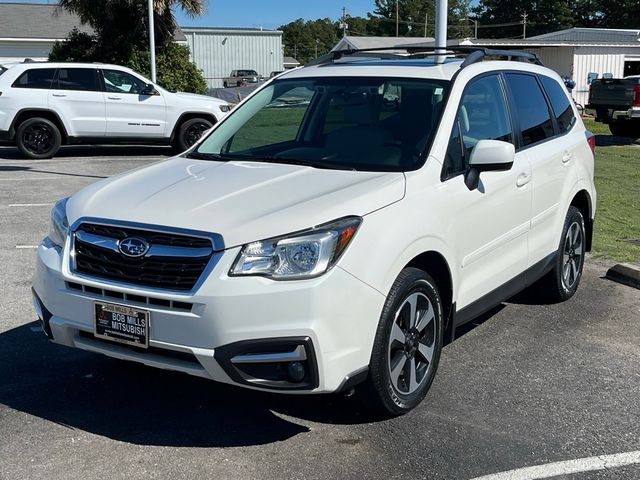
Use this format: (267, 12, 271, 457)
(1, 146, 639, 480)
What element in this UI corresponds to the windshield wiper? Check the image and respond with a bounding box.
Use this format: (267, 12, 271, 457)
(223, 154, 356, 171)
(185, 151, 228, 161)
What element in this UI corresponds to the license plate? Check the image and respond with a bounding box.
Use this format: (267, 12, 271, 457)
(94, 301, 149, 348)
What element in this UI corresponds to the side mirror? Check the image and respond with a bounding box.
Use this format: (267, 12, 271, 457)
(464, 139, 515, 191)
(142, 83, 159, 96)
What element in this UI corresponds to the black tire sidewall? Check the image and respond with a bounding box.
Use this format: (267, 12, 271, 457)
(555, 206, 586, 300)
(16, 118, 61, 159)
(177, 118, 214, 152)
(366, 268, 444, 416)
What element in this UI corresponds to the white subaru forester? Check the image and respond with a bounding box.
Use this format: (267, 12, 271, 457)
(32, 48, 596, 415)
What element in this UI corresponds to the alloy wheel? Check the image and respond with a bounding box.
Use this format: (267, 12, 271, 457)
(22, 124, 55, 155)
(562, 221, 583, 290)
(387, 291, 436, 395)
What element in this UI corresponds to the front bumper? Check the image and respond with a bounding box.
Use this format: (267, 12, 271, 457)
(32, 238, 385, 393)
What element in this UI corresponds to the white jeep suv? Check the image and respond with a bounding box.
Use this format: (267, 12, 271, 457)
(31, 48, 596, 415)
(0, 62, 230, 158)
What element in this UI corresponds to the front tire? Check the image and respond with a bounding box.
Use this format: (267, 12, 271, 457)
(361, 268, 443, 416)
(538, 206, 586, 302)
(175, 117, 214, 152)
(16, 117, 62, 159)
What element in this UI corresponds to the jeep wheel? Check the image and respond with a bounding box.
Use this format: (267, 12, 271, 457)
(361, 268, 443, 416)
(16, 117, 62, 159)
(608, 120, 637, 138)
(175, 118, 214, 152)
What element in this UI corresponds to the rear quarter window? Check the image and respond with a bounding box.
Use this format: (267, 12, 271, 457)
(539, 75, 576, 134)
(12, 68, 57, 89)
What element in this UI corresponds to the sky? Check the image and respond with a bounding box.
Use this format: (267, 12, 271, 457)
(0, 0, 377, 30)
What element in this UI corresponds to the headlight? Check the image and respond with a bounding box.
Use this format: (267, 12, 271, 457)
(48, 197, 69, 248)
(230, 217, 361, 280)
(219, 104, 231, 112)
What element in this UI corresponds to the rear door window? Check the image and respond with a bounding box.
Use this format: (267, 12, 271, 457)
(55, 68, 101, 92)
(504, 73, 555, 147)
(12, 68, 57, 89)
(539, 75, 576, 134)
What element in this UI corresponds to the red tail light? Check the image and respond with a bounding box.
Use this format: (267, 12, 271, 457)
(585, 131, 596, 155)
(633, 84, 640, 107)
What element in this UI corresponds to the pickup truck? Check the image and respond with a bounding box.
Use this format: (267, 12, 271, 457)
(222, 70, 262, 88)
(587, 75, 640, 137)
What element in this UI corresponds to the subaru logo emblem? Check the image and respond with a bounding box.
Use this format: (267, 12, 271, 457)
(118, 237, 150, 258)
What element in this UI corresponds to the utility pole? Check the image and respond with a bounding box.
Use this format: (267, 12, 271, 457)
(315, 39, 319, 58)
(474, 20, 478, 39)
(395, 0, 399, 36)
(147, 0, 156, 82)
(522, 12, 528, 39)
(435, 0, 448, 63)
(340, 6, 349, 38)
(424, 12, 428, 37)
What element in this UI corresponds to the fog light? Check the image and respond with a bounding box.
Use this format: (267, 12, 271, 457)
(287, 361, 305, 382)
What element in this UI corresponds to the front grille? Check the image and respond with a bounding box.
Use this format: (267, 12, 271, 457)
(72, 222, 214, 291)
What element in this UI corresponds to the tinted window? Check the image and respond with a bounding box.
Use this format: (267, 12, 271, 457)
(443, 74, 513, 178)
(238, 70, 258, 76)
(505, 73, 555, 147)
(102, 70, 146, 94)
(195, 77, 449, 172)
(12, 68, 57, 89)
(539, 75, 576, 134)
(56, 68, 100, 91)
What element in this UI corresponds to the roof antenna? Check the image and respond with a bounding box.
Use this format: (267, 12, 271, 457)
(435, 0, 448, 64)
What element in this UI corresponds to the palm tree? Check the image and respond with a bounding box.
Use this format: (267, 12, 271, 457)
(57, 0, 204, 47)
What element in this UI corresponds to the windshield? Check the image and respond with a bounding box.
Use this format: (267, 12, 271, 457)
(194, 77, 450, 172)
(238, 70, 258, 76)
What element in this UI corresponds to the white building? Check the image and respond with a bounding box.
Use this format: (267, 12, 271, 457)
(332, 28, 640, 108)
(0, 2, 92, 62)
(182, 27, 284, 89)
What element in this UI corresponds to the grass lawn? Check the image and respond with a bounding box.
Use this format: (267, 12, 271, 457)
(583, 118, 640, 263)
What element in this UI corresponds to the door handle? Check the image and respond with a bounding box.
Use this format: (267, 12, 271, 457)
(107, 96, 122, 101)
(516, 172, 531, 187)
(562, 151, 573, 163)
(51, 93, 67, 97)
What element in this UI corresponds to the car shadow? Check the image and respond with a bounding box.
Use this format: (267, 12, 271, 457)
(0, 322, 380, 448)
(0, 145, 175, 160)
(595, 134, 640, 146)
(0, 165, 106, 179)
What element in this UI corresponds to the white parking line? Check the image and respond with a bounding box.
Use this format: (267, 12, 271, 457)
(9, 203, 53, 207)
(15, 245, 39, 249)
(469, 451, 640, 480)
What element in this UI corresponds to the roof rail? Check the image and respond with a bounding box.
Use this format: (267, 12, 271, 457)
(306, 46, 543, 69)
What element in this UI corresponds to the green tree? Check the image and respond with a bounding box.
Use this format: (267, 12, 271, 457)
(371, 0, 473, 38)
(50, 0, 207, 93)
(281, 18, 340, 65)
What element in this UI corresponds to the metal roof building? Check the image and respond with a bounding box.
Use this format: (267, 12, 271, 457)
(182, 27, 284, 89)
(335, 28, 640, 108)
(0, 2, 187, 63)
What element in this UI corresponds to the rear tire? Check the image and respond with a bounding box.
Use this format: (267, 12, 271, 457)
(360, 268, 443, 417)
(537, 206, 586, 302)
(16, 117, 62, 159)
(608, 120, 638, 138)
(175, 117, 214, 152)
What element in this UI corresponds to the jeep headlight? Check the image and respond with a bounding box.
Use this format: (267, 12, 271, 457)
(230, 217, 361, 280)
(48, 197, 69, 248)
(219, 104, 231, 113)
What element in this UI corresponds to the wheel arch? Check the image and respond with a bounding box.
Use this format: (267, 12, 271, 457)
(570, 189, 593, 252)
(10, 109, 69, 143)
(170, 112, 218, 142)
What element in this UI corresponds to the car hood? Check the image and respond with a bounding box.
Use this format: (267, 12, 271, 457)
(66, 157, 406, 249)
(174, 91, 225, 104)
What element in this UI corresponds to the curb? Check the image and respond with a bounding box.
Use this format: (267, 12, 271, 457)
(605, 263, 640, 290)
